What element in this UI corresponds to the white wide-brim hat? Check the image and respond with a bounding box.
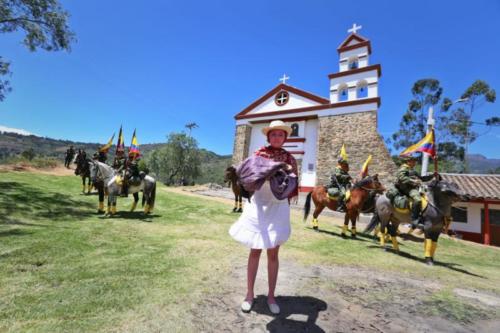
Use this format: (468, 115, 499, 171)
(261, 120, 292, 136)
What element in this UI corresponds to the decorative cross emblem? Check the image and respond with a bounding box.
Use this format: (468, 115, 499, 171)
(279, 74, 290, 85)
(348, 23, 362, 34)
(275, 91, 289, 106)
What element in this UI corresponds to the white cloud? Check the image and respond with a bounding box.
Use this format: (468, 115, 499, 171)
(0, 125, 35, 136)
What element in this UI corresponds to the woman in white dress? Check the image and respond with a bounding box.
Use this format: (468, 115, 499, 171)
(229, 120, 298, 315)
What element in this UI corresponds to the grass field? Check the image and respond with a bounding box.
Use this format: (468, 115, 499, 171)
(1, 171, 499, 332)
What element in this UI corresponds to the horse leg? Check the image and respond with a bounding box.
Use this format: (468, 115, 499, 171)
(131, 192, 139, 212)
(350, 213, 358, 238)
(379, 221, 388, 248)
(111, 196, 117, 215)
(232, 194, 238, 212)
(387, 223, 399, 252)
(237, 195, 243, 212)
(341, 213, 349, 237)
(107, 194, 112, 215)
(81, 177, 85, 193)
(312, 204, 325, 231)
(424, 229, 440, 265)
(87, 177, 91, 194)
(98, 188, 105, 213)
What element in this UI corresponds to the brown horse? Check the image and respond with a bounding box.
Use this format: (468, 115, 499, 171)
(303, 174, 385, 237)
(224, 166, 243, 212)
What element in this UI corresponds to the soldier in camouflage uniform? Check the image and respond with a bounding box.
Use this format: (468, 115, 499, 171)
(396, 155, 435, 228)
(327, 158, 352, 211)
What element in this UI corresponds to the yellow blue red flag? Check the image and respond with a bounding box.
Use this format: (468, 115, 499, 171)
(340, 144, 348, 161)
(400, 130, 436, 158)
(128, 129, 140, 159)
(99, 133, 115, 153)
(116, 125, 125, 154)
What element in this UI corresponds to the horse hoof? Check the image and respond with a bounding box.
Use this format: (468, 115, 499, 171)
(341, 233, 347, 238)
(313, 226, 318, 231)
(237, 208, 243, 213)
(232, 208, 237, 212)
(97, 210, 105, 214)
(425, 257, 434, 266)
(351, 234, 357, 239)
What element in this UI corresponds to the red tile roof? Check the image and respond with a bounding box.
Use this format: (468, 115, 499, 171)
(441, 173, 500, 201)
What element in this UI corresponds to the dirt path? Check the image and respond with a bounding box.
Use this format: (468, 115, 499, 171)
(190, 258, 499, 332)
(0, 163, 74, 176)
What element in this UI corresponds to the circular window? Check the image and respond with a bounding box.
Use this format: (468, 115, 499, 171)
(275, 91, 289, 106)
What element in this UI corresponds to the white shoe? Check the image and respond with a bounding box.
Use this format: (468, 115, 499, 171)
(241, 299, 253, 313)
(268, 302, 280, 315)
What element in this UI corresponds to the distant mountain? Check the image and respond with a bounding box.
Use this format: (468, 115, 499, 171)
(467, 154, 500, 174)
(0, 125, 34, 136)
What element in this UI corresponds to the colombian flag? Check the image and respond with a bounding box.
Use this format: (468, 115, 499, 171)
(99, 133, 115, 153)
(360, 155, 372, 178)
(115, 125, 125, 154)
(400, 130, 436, 158)
(128, 129, 140, 159)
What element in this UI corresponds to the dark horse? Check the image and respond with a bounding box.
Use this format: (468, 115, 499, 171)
(224, 166, 242, 212)
(364, 176, 467, 265)
(75, 151, 92, 194)
(304, 175, 385, 237)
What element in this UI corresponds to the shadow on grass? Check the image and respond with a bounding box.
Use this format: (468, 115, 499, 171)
(250, 295, 327, 333)
(0, 181, 95, 222)
(366, 245, 486, 279)
(97, 211, 161, 222)
(310, 227, 370, 243)
(399, 233, 425, 243)
(0, 228, 33, 237)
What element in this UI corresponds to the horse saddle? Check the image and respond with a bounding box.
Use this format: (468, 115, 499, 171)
(391, 194, 428, 215)
(327, 187, 340, 200)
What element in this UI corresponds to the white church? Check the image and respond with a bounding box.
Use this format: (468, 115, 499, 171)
(232, 24, 395, 191)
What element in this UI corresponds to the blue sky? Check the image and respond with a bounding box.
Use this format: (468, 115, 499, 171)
(1, 0, 499, 157)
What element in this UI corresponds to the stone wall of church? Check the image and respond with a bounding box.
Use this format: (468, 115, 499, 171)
(316, 111, 397, 186)
(232, 124, 252, 165)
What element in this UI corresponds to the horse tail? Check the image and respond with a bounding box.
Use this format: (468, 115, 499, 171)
(150, 181, 156, 208)
(364, 212, 380, 233)
(303, 191, 313, 222)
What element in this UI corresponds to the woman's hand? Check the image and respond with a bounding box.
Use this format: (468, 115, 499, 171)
(290, 196, 298, 205)
(285, 164, 293, 171)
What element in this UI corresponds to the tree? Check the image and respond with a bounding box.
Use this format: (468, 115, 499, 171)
(440, 80, 496, 172)
(185, 122, 199, 136)
(21, 148, 35, 160)
(390, 79, 444, 151)
(147, 132, 201, 185)
(0, 0, 75, 101)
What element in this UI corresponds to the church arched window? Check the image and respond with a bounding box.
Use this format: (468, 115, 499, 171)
(338, 84, 348, 102)
(291, 123, 299, 137)
(356, 80, 368, 99)
(348, 56, 359, 70)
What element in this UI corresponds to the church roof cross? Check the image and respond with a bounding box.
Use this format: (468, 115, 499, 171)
(348, 23, 362, 34)
(279, 74, 290, 85)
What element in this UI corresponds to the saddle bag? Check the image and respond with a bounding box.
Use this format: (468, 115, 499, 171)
(327, 187, 340, 199)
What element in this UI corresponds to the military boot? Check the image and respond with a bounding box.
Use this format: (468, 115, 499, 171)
(411, 201, 423, 230)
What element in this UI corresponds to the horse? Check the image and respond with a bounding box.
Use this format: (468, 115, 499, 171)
(224, 166, 243, 212)
(90, 160, 156, 215)
(74, 151, 92, 194)
(364, 176, 467, 265)
(303, 174, 385, 237)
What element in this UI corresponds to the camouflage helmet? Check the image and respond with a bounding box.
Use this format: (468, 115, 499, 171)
(402, 155, 418, 162)
(338, 158, 349, 165)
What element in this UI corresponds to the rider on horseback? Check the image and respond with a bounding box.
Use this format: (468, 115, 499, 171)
(93, 151, 108, 163)
(395, 155, 435, 229)
(121, 154, 142, 197)
(327, 158, 352, 212)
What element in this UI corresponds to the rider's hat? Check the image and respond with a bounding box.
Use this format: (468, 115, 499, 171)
(402, 155, 418, 162)
(338, 158, 349, 165)
(262, 120, 292, 137)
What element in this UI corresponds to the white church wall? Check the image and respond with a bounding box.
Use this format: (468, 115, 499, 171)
(301, 119, 318, 187)
(248, 123, 266, 155)
(249, 92, 322, 115)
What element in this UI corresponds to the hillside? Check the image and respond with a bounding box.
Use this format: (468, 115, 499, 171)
(0, 131, 232, 184)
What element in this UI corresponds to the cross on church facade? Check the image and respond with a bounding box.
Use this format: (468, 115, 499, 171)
(279, 74, 290, 85)
(348, 23, 362, 34)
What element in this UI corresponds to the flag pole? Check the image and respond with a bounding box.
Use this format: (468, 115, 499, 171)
(421, 106, 434, 176)
(433, 128, 439, 175)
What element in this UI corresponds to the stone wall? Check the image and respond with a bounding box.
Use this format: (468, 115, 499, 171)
(231, 124, 252, 165)
(316, 111, 397, 186)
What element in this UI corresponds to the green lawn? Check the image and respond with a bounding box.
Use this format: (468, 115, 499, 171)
(1, 171, 499, 331)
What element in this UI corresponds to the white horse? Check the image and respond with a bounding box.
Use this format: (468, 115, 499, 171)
(89, 160, 156, 215)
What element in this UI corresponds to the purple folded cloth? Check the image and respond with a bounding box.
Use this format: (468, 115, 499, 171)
(236, 155, 297, 200)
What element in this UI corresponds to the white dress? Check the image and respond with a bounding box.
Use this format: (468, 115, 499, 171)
(229, 181, 291, 249)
